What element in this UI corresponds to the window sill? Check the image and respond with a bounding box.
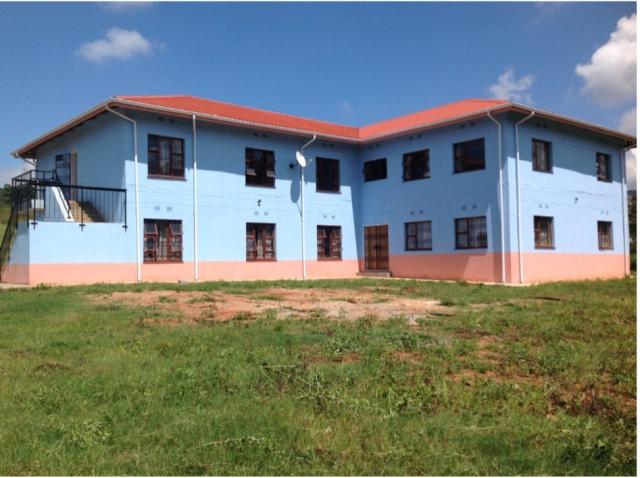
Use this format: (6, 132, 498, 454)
(143, 260, 184, 264)
(598, 247, 614, 251)
(148, 175, 186, 181)
(455, 247, 488, 250)
(534, 246, 555, 250)
(245, 183, 276, 189)
(318, 258, 343, 262)
(246, 259, 277, 262)
(402, 176, 431, 182)
(316, 189, 341, 194)
(453, 168, 486, 175)
(363, 178, 387, 182)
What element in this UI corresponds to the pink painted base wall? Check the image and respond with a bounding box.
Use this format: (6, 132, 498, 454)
(1, 254, 628, 286)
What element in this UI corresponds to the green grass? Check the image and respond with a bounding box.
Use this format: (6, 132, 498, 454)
(0, 278, 635, 475)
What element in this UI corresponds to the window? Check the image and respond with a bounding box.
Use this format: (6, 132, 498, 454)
(144, 220, 183, 262)
(148, 135, 184, 178)
(402, 149, 430, 181)
(246, 223, 276, 261)
(534, 216, 554, 249)
(363, 158, 387, 182)
(246, 148, 275, 187)
(317, 226, 342, 260)
(454, 138, 485, 173)
(316, 157, 340, 192)
(405, 221, 432, 251)
(596, 153, 612, 182)
(532, 139, 552, 172)
(598, 221, 613, 250)
(455, 216, 487, 249)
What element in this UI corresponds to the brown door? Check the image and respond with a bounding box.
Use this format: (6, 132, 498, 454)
(364, 225, 389, 271)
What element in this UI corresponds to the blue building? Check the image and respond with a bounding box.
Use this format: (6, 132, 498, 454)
(1, 95, 634, 285)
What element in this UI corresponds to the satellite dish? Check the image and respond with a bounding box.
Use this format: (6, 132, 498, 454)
(296, 151, 307, 168)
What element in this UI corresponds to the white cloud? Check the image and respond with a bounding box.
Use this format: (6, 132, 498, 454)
(575, 14, 636, 107)
(76, 27, 154, 64)
(489, 67, 535, 103)
(100, 2, 153, 13)
(617, 107, 637, 135)
(337, 101, 355, 116)
(626, 149, 636, 190)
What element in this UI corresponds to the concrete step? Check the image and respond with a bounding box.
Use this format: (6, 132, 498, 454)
(357, 271, 392, 278)
(68, 200, 104, 223)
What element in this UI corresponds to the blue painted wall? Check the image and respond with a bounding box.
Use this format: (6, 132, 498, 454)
(10, 107, 628, 281)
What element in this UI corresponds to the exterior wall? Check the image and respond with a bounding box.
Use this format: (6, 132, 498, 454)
(359, 117, 504, 282)
(2, 108, 630, 286)
(502, 114, 628, 283)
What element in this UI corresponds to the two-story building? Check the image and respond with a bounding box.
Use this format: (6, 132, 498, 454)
(1, 95, 634, 285)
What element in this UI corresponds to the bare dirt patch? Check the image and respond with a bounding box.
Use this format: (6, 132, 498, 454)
(92, 288, 452, 325)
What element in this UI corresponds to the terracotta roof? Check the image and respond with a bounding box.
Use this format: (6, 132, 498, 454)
(11, 95, 635, 157)
(116, 95, 508, 141)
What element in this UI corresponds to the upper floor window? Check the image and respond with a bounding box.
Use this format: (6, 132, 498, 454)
(596, 152, 612, 182)
(317, 225, 342, 260)
(534, 216, 554, 249)
(246, 223, 276, 261)
(246, 148, 275, 187)
(144, 219, 182, 262)
(363, 158, 387, 182)
(454, 138, 485, 173)
(316, 157, 340, 192)
(455, 216, 487, 249)
(532, 139, 552, 172)
(405, 221, 432, 251)
(402, 149, 430, 181)
(148, 135, 184, 178)
(598, 221, 613, 250)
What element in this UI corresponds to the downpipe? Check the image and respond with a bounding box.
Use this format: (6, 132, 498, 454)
(192, 115, 199, 281)
(106, 106, 142, 282)
(299, 134, 317, 279)
(514, 111, 535, 284)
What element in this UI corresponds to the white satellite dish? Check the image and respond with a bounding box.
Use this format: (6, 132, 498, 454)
(296, 151, 307, 168)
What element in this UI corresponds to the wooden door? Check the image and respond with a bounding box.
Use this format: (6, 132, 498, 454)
(364, 225, 389, 271)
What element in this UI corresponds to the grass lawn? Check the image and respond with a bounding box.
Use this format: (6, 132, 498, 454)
(0, 278, 635, 475)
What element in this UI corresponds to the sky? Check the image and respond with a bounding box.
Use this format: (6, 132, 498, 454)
(0, 1, 636, 187)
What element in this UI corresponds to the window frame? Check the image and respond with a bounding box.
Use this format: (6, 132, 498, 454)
(405, 220, 433, 251)
(598, 221, 614, 250)
(534, 216, 555, 249)
(143, 219, 183, 263)
(455, 216, 488, 250)
(246, 222, 277, 262)
(532, 139, 553, 173)
(402, 149, 430, 182)
(363, 158, 388, 182)
(317, 225, 342, 261)
(147, 134, 185, 179)
(316, 157, 340, 193)
(245, 147, 276, 188)
(453, 138, 486, 174)
(596, 152, 612, 182)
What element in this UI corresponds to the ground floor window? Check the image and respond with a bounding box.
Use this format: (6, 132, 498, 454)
(144, 219, 183, 262)
(405, 221, 432, 250)
(455, 216, 487, 249)
(317, 225, 342, 260)
(247, 223, 276, 261)
(598, 221, 613, 250)
(534, 216, 554, 249)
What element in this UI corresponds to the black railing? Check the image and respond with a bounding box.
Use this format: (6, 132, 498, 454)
(11, 170, 127, 227)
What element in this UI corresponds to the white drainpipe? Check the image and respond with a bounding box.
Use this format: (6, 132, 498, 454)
(487, 111, 506, 284)
(620, 145, 633, 276)
(299, 134, 317, 279)
(106, 106, 142, 282)
(192, 115, 199, 281)
(514, 111, 535, 284)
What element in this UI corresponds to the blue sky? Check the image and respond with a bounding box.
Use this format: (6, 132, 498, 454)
(0, 1, 636, 186)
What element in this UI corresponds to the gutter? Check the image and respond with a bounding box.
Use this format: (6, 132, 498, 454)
(514, 111, 535, 284)
(487, 111, 506, 283)
(105, 106, 142, 283)
(620, 145, 634, 276)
